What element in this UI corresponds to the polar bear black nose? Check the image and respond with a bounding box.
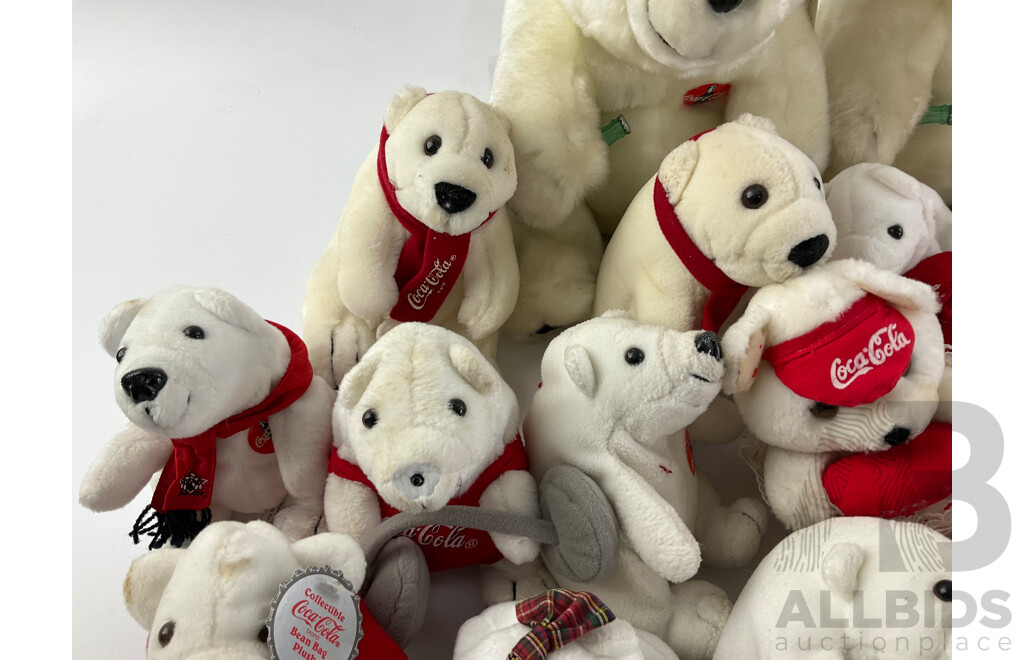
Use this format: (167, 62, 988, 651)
(694, 331, 722, 361)
(787, 234, 830, 269)
(435, 182, 477, 214)
(393, 464, 441, 500)
(885, 426, 911, 447)
(121, 368, 168, 403)
(709, 0, 743, 13)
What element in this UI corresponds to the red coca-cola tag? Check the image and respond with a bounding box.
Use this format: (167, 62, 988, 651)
(248, 419, 276, 455)
(683, 83, 731, 106)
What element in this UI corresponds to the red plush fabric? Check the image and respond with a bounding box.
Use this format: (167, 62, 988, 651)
(904, 251, 952, 346)
(357, 599, 408, 659)
(328, 436, 529, 572)
(822, 422, 952, 518)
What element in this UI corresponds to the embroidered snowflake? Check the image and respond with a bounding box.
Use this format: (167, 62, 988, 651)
(178, 470, 208, 496)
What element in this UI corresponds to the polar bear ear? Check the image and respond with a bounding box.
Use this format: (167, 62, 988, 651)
(721, 306, 771, 395)
(486, 103, 512, 136)
(734, 113, 778, 135)
(384, 84, 429, 133)
(868, 164, 921, 201)
(658, 141, 700, 205)
(337, 352, 383, 411)
(563, 344, 597, 398)
(291, 533, 367, 594)
(918, 183, 952, 252)
(835, 260, 941, 314)
(821, 542, 865, 601)
(123, 548, 185, 629)
(99, 297, 147, 357)
(449, 343, 497, 395)
(192, 287, 268, 335)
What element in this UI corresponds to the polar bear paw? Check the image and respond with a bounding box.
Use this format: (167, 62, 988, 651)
(669, 580, 732, 660)
(489, 532, 541, 566)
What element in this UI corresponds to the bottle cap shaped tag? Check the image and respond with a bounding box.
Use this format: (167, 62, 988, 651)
(268, 566, 362, 660)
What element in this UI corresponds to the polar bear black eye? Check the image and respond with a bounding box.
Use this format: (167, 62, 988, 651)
(887, 224, 904, 240)
(258, 624, 270, 644)
(183, 325, 205, 340)
(362, 409, 378, 429)
(158, 621, 175, 647)
(813, 177, 821, 190)
(116, 347, 126, 363)
(742, 184, 769, 209)
(810, 402, 838, 419)
(624, 347, 645, 365)
(481, 148, 494, 169)
(424, 135, 442, 156)
(449, 398, 467, 416)
(933, 579, 952, 602)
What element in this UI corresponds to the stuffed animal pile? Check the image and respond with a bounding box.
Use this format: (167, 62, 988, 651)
(79, 4, 956, 658)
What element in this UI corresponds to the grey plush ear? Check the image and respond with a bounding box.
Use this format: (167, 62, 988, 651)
(657, 140, 699, 205)
(99, 298, 147, 357)
(449, 342, 498, 395)
(563, 344, 596, 398)
(192, 287, 268, 335)
(123, 548, 185, 629)
(337, 351, 383, 411)
(291, 533, 367, 593)
(821, 542, 865, 601)
(383, 84, 429, 133)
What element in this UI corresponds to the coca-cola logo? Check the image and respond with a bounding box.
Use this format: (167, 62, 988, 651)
(399, 524, 478, 550)
(268, 567, 361, 660)
(830, 323, 912, 390)
(406, 255, 457, 311)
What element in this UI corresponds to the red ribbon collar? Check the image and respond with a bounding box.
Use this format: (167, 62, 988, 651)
(376, 126, 497, 323)
(150, 321, 314, 514)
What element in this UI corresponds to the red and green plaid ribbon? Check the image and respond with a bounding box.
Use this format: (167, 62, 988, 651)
(509, 589, 616, 660)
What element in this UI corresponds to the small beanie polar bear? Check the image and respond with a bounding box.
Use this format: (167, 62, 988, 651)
(303, 85, 520, 387)
(491, 0, 830, 336)
(454, 589, 679, 660)
(594, 115, 836, 334)
(525, 312, 768, 660)
(79, 286, 335, 548)
(123, 521, 406, 659)
(713, 517, 952, 659)
(722, 260, 951, 532)
(324, 322, 540, 573)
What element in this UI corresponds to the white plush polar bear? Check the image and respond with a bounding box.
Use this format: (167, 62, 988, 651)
(525, 312, 768, 660)
(303, 85, 520, 387)
(491, 0, 829, 336)
(722, 260, 948, 531)
(714, 517, 952, 659)
(817, 0, 951, 206)
(324, 322, 541, 574)
(122, 521, 407, 659)
(454, 589, 679, 660)
(79, 286, 335, 548)
(594, 115, 835, 334)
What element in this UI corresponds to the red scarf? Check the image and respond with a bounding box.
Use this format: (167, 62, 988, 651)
(763, 295, 915, 408)
(132, 322, 313, 549)
(376, 126, 497, 322)
(653, 129, 746, 332)
(904, 251, 952, 346)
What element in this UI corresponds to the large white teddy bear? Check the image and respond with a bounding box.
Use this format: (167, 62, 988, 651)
(122, 521, 407, 659)
(722, 260, 949, 531)
(324, 322, 541, 575)
(79, 287, 335, 548)
(525, 312, 768, 660)
(714, 517, 952, 659)
(816, 0, 952, 205)
(491, 0, 830, 336)
(303, 85, 520, 387)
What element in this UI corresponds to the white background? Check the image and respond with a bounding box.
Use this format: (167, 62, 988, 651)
(8, 0, 1011, 657)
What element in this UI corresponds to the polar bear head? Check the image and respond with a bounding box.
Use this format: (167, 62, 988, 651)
(540, 311, 723, 444)
(99, 286, 291, 439)
(333, 323, 519, 513)
(123, 521, 366, 660)
(722, 260, 945, 454)
(560, 0, 805, 73)
(657, 115, 836, 287)
(827, 163, 952, 274)
(381, 85, 517, 236)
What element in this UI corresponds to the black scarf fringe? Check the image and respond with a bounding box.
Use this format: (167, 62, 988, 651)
(130, 505, 213, 550)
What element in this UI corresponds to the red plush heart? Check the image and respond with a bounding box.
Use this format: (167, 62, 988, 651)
(822, 422, 952, 518)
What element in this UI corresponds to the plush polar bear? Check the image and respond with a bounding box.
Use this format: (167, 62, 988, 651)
(454, 589, 679, 660)
(324, 322, 541, 574)
(491, 0, 829, 337)
(79, 287, 335, 548)
(594, 115, 835, 334)
(714, 517, 952, 659)
(722, 260, 949, 531)
(122, 521, 406, 659)
(303, 85, 520, 387)
(817, 0, 952, 206)
(525, 312, 768, 659)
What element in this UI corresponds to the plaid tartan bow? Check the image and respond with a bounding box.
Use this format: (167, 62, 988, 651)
(508, 589, 616, 660)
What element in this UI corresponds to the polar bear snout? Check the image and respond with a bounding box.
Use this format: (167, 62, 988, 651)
(391, 463, 441, 502)
(885, 426, 911, 446)
(708, 0, 742, 14)
(121, 367, 168, 403)
(787, 234, 830, 269)
(694, 331, 722, 360)
(434, 182, 477, 214)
